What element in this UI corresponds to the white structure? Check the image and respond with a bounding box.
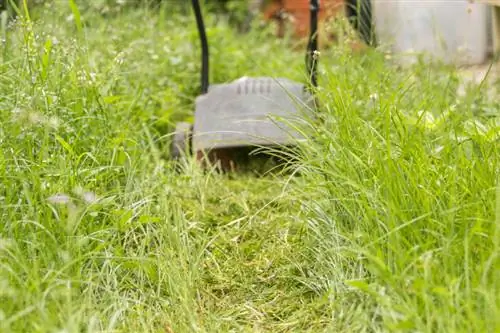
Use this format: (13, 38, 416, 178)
(373, 0, 490, 65)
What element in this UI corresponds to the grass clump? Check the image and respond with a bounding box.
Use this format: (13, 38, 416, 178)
(0, 1, 498, 332)
(289, 51, 499, 331)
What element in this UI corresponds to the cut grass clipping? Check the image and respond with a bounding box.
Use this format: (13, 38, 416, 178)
(0, 1, 499, 332)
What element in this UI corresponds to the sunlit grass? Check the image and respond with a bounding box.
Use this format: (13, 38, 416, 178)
(0, 1, 498, 332)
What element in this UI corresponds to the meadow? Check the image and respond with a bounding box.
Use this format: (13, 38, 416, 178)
(0, 1, 498, 332)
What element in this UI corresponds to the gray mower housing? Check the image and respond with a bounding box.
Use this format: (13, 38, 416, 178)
(192, 76, 314, 152)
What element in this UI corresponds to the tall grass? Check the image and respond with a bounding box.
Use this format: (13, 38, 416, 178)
(289, 50, 499, 331)
(0, 1, 498, 332)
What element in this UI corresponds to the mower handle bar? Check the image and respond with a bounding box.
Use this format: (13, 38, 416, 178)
(191, 0, 320, 94)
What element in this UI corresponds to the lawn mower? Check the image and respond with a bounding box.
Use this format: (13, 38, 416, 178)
(171, 0, 320, 171)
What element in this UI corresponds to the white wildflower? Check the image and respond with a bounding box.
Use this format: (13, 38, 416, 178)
(313, 50, 320, 60)
(47, 116, 61, 130)
(73, 186, 98, 204)
(77, 70, 86, 83)
(82, 191, 97, 204)
(114, 51, 125, 65)
(47, 193, 72, 204)
(27, 112, 44, 125)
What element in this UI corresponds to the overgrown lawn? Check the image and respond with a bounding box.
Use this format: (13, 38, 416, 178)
(0, 2, 498, 332)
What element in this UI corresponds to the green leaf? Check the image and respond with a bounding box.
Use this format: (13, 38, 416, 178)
(345, 279, 374, 295)
(41, 38, 52, 81)
(54, 135, 75, 156)
(138, 215, 162, 224)
(68, 0, 83, 35)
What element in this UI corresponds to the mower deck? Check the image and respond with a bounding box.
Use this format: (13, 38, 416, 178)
(192, 76, 313, 152)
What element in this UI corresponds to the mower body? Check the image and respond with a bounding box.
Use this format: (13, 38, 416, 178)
(171, 0, 320, 169)
(191, 76, 314, 152)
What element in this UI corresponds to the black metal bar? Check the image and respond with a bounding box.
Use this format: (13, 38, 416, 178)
(307, 0, 319, 88)
(346, 0, 374, 46)
(191, 0, 209, 94)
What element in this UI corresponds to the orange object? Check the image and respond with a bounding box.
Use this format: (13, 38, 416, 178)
(263, 0, 345, 38)
(262, 0, 369, 52)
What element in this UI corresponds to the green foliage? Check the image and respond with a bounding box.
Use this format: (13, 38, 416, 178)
(0, 1, 498, 332)
(288, 51, 499, 332)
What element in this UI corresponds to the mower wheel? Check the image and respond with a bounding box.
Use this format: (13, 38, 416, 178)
(171, 122, 192, 159)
